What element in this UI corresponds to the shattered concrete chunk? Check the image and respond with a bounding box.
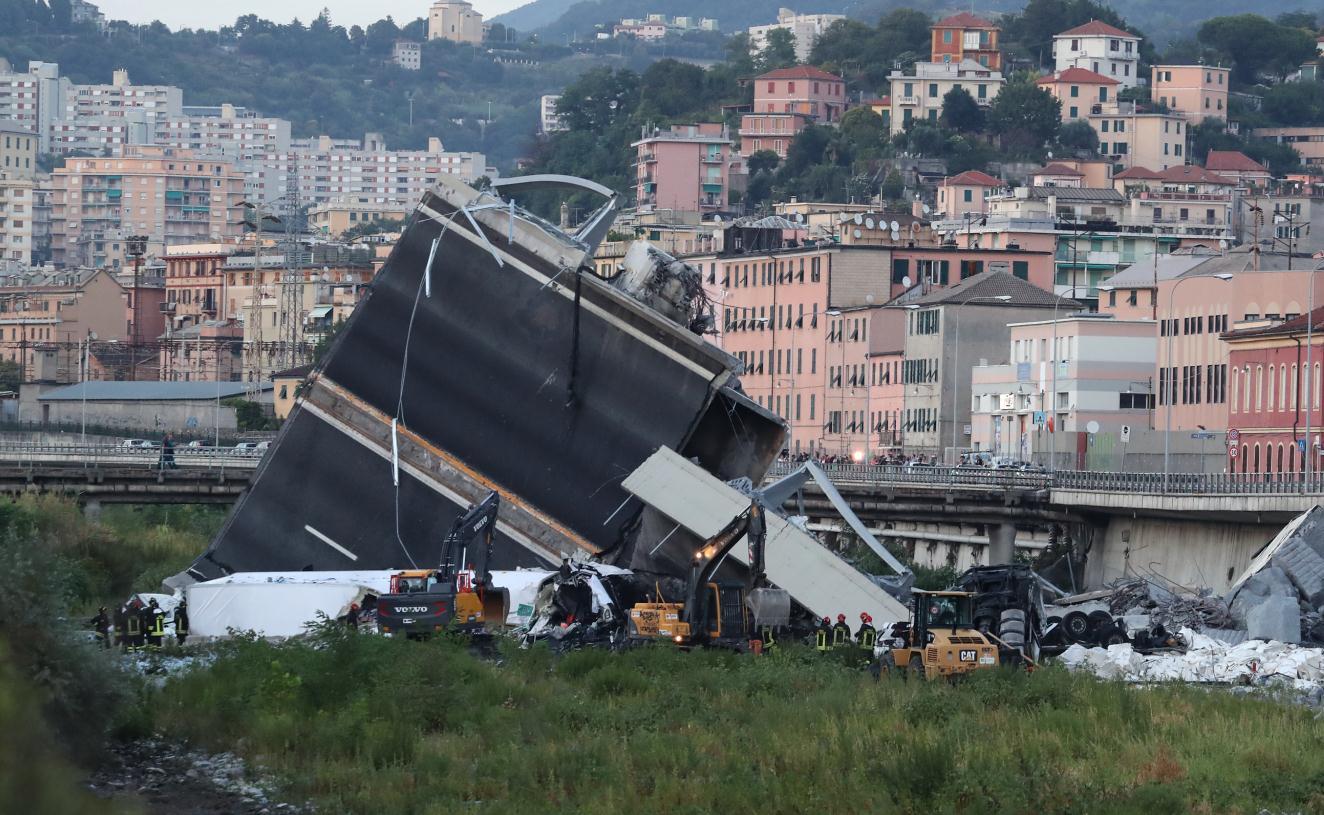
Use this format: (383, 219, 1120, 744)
(1230, 566, 1297, 628)
(1246, 594, 1303, 645)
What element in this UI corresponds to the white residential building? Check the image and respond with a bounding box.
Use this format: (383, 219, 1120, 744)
(1052, 20, 1142, 89)
(748, 8, 845, 62)
(539, 94, 566, 135)
(62, 69, 184, 124)
(886, 60, 1005, 134)
(0, 61, 69, 154)
(153, 104, 292, 164)
(393, 41, 422, 71)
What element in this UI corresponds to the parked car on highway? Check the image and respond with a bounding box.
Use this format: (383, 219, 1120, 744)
(121, 438, 157, 449)
(233, 441, 271, 455)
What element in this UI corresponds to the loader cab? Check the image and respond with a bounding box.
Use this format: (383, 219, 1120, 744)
(892, 590, 999, 679)
(914, 591, 976, 642)
(702, 581, 749, 642)
(390, 571, 439, 594)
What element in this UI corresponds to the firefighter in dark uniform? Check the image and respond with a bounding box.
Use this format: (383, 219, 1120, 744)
(144, 599, 165, 651)
(857, 612, 877, 652)
(124, 602, 143, 653)
(831, 613, 852, 648)
(815, 617, 832, 652)
(174, 598, 190, 645)
(90, 606, 111, 649)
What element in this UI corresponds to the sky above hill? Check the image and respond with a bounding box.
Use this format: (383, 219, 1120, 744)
(96, 0, 525, 29)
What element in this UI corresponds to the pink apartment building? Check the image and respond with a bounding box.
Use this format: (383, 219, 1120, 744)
(936, 170, 1002, 219)
(632, 123, 733, 214)
(1036, 67, 1118, 122)
(1151, 65, 1230, 125)
(740, 66, 846, 159)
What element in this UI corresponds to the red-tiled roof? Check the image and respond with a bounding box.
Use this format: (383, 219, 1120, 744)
(1157, 165, 1235, 185)
(1036, 67, 1120, 85)
(1205, 150, 1270, 174)
(941, 170, 1002, 187)
(1036, 163, 1085, 176)
(1057, 20, 1136, 38)
(934, 12, 998, 29)
(1113, 166, 1161, 179)
(757, 66, 844, 82)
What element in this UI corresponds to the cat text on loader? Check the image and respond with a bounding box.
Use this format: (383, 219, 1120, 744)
(377, 491, 508, 638)
(628, 499, 781, 649)
(886, 591, 1000, 680)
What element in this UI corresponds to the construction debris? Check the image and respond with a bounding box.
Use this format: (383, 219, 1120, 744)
(519, 561, 646, 646)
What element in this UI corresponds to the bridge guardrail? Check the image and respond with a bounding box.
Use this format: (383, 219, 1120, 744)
(0, 443, 264, 472)
(769, 461, 1324, 496)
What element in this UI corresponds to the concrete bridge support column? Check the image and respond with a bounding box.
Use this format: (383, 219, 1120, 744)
(988, 522, 1016, 565)
(82, 498, 102, 524)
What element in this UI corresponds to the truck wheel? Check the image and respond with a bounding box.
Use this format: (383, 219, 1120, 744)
(1063, 611, 1091, 643)
(999, 608, 1027, 649)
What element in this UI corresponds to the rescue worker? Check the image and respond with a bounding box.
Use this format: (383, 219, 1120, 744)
(759, 624, 777, 655)
(113, 603, 126, 650)
(857, 612, 877, 652)
(346, 602, 361, 630)
(145, 599, 165, 652)
(90, 606, 111, 649)
(815, 616, 832, 652)
(174, 598, 189, 646)
(831, 613, 852, 648)
(123, 602, 143, 653)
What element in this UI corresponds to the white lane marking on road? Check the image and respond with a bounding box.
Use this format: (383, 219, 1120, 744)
(305, 524, 359, 562)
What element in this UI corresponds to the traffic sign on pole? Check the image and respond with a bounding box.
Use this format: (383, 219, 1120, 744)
(1227, 428, 1240, 445)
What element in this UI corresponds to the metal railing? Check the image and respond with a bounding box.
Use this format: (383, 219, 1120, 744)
(768, 460, 1324, 497)
(0, 443, 264, 472)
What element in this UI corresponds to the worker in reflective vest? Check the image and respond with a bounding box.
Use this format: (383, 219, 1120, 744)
(146, 599, 166, 651)
(123, 603, 143, 653)
(815, 617, 831, 652)
(857, 613, 877, 651)
(831, 614, 851, 648)
(174, 599, 190, 646)
(759, 625, 777, 654)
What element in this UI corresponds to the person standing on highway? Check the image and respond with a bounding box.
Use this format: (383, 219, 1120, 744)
(161, 433, 177, 469)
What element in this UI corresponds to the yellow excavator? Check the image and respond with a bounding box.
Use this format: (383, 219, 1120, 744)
(627, 499, 771, 649)
(886, 590, 1001, 679)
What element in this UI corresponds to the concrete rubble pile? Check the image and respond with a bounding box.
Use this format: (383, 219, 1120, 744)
(1060, 628, 1324, 706)
(1223, 505, 1324, 645)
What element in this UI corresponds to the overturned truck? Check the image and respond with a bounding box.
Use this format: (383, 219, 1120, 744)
(187, 174, 906, 627)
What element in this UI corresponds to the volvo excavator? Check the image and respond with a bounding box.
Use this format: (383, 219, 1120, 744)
(377, 491, 508, 637)
(627, 498, 784, 649)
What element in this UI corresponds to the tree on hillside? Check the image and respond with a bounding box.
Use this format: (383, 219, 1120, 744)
(1189, 118, 1301, 174)
(987, 81, 1061, 156)
(1277, 11, 1318, 30)
(1198, 14, 1317, 83)
(723, 32, 757, 76)
(838, 107, 887, 159)
(746, 149, 781, 175)
(553, 67, 640, 133)
(756, 28, 798, 72)
(940, 87, 984, 133)
(1056, 120, 1100, 154)
(363, 17, 400, 55)
(636, 59, 709, 121)
(810, 10, 929, 92)
(880, 169, 905, 201)
(1261, 81, 1324, 127)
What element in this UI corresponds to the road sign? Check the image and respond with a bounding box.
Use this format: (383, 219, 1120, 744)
(1228, 428, 1240, 445)
(1300, 439, 1308, 454)
(1191, 431, 1215, 440)
(1120, 425, 1131, 444)
(1229, 444, 1238, 459)
(1033, 411, 1046, 427)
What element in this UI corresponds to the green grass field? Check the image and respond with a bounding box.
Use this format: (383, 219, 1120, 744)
(156, 628, 1324, 815)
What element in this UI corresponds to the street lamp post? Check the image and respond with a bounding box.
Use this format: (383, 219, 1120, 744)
(1303, 257, 1324, 485)
(1050, 287, 1085, 474)
(950, 293, 1011, 463)
(80, 330, 96, 443)
(1163, 273, 1234, 491)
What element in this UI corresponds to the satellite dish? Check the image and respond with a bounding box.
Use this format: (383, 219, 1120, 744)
(902, 275, 912, 287)
(865, 218, 875, 230)
(922, 205, 931, 215)
(854, 214, 863, 225)
(1086, 421, 1100, 434)
(1219, 239, 1228, 250)
(891, 230, 900, 241)
(890, 220, 900, 232)
(795, 213, 804, 223)
(714, 214, 722, 223)
(865, 293, 875, 304)
(853, 229, 862, 239)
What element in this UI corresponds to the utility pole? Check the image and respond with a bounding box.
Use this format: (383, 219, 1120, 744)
(278, 187, 305, 372)
(126, 236, 148, 382)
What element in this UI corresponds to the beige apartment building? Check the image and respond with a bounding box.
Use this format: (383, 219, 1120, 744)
(0, 174, 34, 268)
(308, 199, 410, 238)
(49, 147, 245, 268)
(0, 120, 36, 179)
(1151, 65, 1230, 125)
(1253, 127, 1324, 169)
(887, 59, 1004, 134)
(428, 0, 484, 44)
(0, 268, 133, 383)
(1089, 103, 1186, 171)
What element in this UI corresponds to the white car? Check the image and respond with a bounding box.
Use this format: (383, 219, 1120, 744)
(121, 438, 157, 449)
(234, 441, 272, 455)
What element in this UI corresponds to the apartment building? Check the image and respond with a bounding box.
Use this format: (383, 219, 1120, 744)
(393, 41, 422, 71)
(308, 198, 410, 238)
(0, 120, 36, 179)
(936, 170, 1002, 218)
(0, 61, 68, 154)
(1205, 151, 1272, 189)
(163, 243, 238, 327)
(539, 94, 566, 135)
(1253, 127, 1324, 169)
(740, 66, 847, 158)
(153, 104, 292, 164)
(930, 13, 1002, 70)
(158, 319, 244, 382)
(1151, 65, 1230, 125)
(49, 147, 246, 268)
(48, 115, 148, 155)
(1035, 67, 1118, 122)
(1052, 20, 1142, 89)
(901, 272, 1071, 459)
(748, 8, 845, 62)
(63, 69, 183, 125)
(886, 60, 1004, 134)
(428, 0, 484, 45)
(1089, 103, 1186, 171)
(0, 174, 35, 268)
(633, 124, 733, 214)
(0, 268, 133, 383)
(252, 134, 488, 206)
(971, 315, 1156, 462)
